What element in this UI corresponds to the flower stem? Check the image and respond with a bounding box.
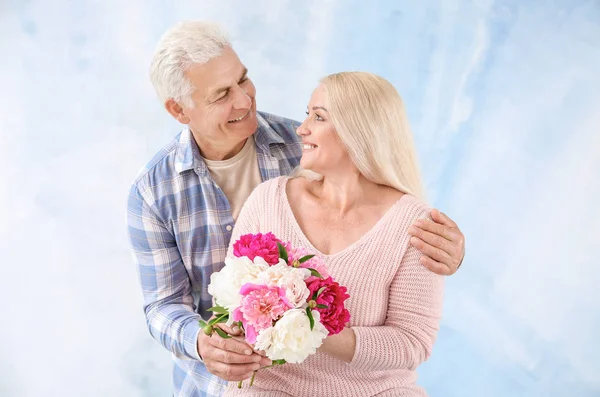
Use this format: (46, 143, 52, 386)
(249, 371, 257, 387)
(237, 380, 243, 389)
(210, 313, 228, 326)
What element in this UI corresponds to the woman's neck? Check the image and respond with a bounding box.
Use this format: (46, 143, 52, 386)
(311, 172, 379, 215)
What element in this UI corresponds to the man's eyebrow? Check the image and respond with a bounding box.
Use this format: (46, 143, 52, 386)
(211, 68, 249, 97)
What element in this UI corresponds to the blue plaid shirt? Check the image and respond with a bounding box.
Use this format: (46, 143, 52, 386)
(127, 111, 302, 396)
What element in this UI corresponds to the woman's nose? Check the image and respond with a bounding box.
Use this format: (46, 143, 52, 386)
(296, 119, 310, 136)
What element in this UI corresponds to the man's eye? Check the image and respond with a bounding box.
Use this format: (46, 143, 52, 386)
(315, 114, 324, 121)
(217, 92, 229, 101)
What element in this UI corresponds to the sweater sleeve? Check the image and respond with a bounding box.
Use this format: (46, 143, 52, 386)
(349, 228, 445, 371)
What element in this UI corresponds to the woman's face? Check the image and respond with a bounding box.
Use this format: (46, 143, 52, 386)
(296, 85, 353, 175)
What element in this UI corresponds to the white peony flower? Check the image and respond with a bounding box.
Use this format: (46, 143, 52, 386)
(256, 260, 294, 286)
(255, 261, 311, 308)
(254, 309, 328, 363)
(207, 256, 269, 316)
(278, 271, 311, 308)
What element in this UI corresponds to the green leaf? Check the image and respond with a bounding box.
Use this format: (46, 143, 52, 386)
(214, 327, 232, 339)
(272, 359, 286, 365)
(316, 286, 326, 298)
(316, 304, 328, 309)
(199, 319, 207, 328)
(277, 242, 288, 263)
(308, 268, 323, 279)
(298, 254, 315, 264)
(207, 306, 228, 314)
(306, 307, 315, 331)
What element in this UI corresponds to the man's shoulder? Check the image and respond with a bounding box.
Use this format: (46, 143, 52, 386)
(130, 132, 182, 193)
(257, 110, 301, 127)
(257, 111, 300, 144)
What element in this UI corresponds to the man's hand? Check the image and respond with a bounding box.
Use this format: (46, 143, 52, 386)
(408, 209, 465, 276)
(197, 323, 272, 381)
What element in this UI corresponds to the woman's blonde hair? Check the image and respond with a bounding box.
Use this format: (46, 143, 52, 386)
(298, 72, 425, 199)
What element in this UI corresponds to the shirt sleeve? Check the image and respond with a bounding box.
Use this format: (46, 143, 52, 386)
(349, 231, 445, 371)
(127, 184, 202, 361)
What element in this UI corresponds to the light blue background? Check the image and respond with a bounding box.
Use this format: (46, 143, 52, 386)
(1, 1, 599, 396)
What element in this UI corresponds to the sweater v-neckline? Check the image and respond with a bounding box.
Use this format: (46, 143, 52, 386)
(279, 176, 410, 258)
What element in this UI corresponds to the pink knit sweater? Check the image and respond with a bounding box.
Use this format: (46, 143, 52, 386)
(224, 176, 444, 397)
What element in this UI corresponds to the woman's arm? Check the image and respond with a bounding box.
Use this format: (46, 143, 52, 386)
(320, 243, 445, 370)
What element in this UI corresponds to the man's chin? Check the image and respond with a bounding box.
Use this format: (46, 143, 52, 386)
(234, 119, 258, 137)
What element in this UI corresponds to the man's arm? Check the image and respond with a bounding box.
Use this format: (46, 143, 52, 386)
(408, 209, 465, 276)
(127, 184, 268, 381)
(127, 184, 202, 360)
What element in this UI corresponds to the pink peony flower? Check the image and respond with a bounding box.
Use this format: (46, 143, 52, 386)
(284, 244, 329, 282)
(235, 283, 292, 344)
(307, 277, 350, 335)
(233, 233, 282, 266)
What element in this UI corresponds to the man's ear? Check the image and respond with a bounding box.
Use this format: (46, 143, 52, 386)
(165, 98, 190, 124)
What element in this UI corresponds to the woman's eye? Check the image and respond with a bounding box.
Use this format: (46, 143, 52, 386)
(304, 110, 323, 121)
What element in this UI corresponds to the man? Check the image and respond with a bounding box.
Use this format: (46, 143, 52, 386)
(127, 21, 465, 397)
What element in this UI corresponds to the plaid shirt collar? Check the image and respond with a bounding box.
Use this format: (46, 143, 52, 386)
(174, 112, 286, 176)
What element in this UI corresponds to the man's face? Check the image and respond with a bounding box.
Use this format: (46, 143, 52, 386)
(182, 46, 257, 159)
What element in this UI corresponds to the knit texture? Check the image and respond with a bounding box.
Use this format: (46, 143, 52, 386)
(224, 176, 444, 397)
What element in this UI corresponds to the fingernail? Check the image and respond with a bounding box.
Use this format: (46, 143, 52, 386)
(408, 226, 416, 234)
(245, 349, 252, 355)
(414, 220, 423, 226)
(232, 325, 240, 333)
(252, 364, 261, 371)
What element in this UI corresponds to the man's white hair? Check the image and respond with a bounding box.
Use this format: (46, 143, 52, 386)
(149, 21, 231, 108)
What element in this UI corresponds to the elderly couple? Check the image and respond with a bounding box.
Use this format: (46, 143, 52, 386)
(127, 20, 466, 397)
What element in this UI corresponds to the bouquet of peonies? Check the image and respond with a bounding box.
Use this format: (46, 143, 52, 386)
(204, 232, 350, 387)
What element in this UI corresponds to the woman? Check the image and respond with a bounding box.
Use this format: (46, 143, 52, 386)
(224, 72, 444, 396)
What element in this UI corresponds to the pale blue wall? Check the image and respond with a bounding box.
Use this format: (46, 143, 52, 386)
(1, 1, 598, 396)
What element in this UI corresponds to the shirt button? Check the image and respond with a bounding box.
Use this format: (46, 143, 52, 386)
(226, 225, 233, 231)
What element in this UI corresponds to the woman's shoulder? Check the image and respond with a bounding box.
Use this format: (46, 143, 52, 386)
(233, 176, 289, 239)
(374, 184, 431, 223)
(247, 175, 289, 204)
(395, 193, 432, 224)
